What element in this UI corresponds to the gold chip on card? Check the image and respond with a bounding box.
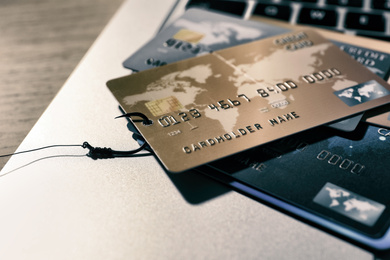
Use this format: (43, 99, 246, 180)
(173, 29, 204, 44)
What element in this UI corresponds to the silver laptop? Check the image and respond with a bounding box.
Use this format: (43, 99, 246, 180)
(1, 0, 389, 259)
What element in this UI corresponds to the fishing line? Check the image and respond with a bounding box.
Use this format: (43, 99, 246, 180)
(0, 112, 153, 160)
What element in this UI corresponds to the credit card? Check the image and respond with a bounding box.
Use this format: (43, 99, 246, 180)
(122, 8, 288, 71)
(108, 30, 390, 173)
(249, 16, 390, 130)
(198, 122, 390, 250)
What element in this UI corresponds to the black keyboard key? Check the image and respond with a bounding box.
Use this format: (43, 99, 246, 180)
(326, 0, 363, 7)
(371, 1, 390, 11)
(253, 4, 292, 21)
(186, 0, 211, 9)
(209, 1, 247, 16)
(290, 0, 318, 3)
(298, 8, 338, 26)
(186, 0, 247, 16)
(345, 12, 386, 32)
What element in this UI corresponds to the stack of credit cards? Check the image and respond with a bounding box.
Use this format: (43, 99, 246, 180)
(107, 8, 390, 251)
(123, 8, 390, 132)
(109, 29, 389, 173)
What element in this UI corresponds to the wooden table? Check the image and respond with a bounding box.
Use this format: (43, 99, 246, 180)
(0, 0, 124, 170)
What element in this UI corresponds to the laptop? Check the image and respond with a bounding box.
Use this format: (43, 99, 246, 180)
(0, 0, 389, 259)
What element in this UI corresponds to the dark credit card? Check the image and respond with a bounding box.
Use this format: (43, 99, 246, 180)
(198, 122, 390, 250)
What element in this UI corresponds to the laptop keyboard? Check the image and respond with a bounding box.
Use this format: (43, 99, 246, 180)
(186, 0, 390, 41)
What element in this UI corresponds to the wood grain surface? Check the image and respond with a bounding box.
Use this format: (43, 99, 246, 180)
(0, 0, 124, 170)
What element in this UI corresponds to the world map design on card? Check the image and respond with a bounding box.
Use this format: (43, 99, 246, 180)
(108, 30, 390, 173)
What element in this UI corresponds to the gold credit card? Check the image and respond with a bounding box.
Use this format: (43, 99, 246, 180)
(107, 30, 390, 173)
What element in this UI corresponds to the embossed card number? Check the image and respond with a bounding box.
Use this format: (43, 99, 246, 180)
(108, 30, 390, 173)
(158, 109, 201, 128)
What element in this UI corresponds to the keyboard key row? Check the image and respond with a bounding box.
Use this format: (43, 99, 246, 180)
(185, 0, 390, 40)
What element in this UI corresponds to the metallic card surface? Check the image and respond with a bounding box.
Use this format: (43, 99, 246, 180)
(122, 8, 288, 71)
(331, 40, 390, 80)
(108, 30, 390, 173)
(367, 112, 390, 128)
